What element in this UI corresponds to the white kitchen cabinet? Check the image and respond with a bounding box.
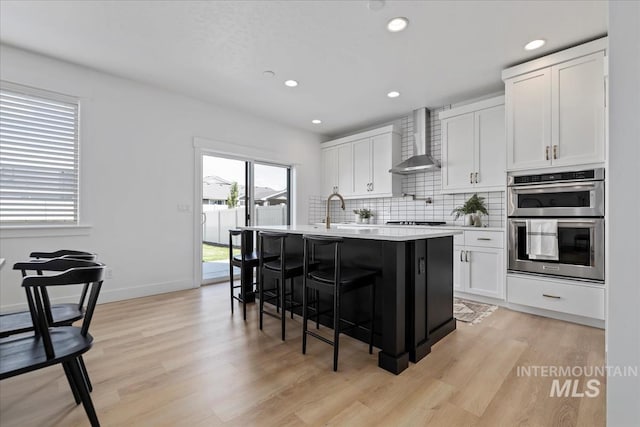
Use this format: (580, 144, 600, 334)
(453, 245, 465, 292)
(320, 143, 353, 196)
(453, 230, 505, 299)
(352, 137, 371, 196)
(321, 125, 401, 199)
(441, 113, 475, 191)
(440, 96, 506, 193)
(503, 38, 606, 171)
(551, 52, 606, 167)
(507, 274, 604, 320)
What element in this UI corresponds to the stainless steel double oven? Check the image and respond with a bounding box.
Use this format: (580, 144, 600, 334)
(507, 168, 605, 282)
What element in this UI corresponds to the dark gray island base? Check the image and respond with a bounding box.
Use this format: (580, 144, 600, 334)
(244, 225, 458, 375)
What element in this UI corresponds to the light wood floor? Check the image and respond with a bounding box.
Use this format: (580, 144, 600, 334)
(0, 283, 605, 427)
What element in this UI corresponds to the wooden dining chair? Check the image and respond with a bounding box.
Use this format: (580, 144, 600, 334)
(3, 256, 98, 337)
(0, 263, 106, 427)
(2, 257, 103, 394)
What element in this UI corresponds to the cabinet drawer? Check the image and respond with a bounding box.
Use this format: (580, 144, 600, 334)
(507, 275, 604, 320)
(464, 230, 504, 248)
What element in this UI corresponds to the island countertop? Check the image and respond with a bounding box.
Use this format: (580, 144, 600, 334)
(240, 224, 461, 241)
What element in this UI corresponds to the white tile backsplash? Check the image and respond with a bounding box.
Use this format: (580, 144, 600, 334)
(310, 106, 505, 228)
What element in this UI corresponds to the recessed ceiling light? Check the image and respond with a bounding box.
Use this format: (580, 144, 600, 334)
(387, 17, 409, 33)
(312, 119, 322, 124)
(284, 79, 299, 87)
(524, 39, 546, 51)
(263, 70, 275, 78)
(367, 0, 385, 11)
(387, 91, 400, 98)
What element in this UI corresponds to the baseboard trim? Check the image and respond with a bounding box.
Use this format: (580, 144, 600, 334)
(505, 302, 605, 329)
(0, 279, 194, 313)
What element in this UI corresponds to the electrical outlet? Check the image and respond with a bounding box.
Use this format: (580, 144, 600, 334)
(105, 268, 113, 279)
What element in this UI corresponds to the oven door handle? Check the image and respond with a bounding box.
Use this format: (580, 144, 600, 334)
(509, 181, 601, 193)
(509, 219, 600, 227)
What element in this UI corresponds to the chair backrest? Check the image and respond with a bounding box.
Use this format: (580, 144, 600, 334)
(229, 229, 252, 262)
(14, 258, 103, 328)
(21, 263, 105, 359)
(30, 250, 97, 261)
(258, 231, 288, 268)
(303, 235, 344, 283)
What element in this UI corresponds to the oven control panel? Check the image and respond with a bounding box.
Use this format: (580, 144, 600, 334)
(510, 168, 604, 186)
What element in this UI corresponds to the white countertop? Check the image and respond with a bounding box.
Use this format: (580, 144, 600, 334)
(312, 223, 505, 232)
(241, 224, 462, 242)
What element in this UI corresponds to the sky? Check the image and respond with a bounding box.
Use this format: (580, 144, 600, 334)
(202, 155, 287, 190)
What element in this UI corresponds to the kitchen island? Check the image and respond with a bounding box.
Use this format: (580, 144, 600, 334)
(242, 224, 461, 374)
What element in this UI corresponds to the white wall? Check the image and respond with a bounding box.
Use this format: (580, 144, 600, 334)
(607, 1, 640, 425)
(0, 45, 322, 311)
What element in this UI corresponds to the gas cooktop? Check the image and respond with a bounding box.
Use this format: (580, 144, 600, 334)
(386, 221, 447, 226)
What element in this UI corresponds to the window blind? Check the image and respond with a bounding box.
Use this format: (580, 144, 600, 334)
(0, 84, 79, 224)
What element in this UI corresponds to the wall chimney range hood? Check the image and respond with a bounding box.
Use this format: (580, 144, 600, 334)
(389, 108, 440, 175)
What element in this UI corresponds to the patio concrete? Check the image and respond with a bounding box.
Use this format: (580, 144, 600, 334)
(202, 260, 240, 282)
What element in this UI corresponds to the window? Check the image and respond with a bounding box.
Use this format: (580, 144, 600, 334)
(0, 82, 79, 224)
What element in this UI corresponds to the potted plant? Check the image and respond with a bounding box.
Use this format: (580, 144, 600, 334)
(451, 194, 488, 226)
(353, 208, 374, 224)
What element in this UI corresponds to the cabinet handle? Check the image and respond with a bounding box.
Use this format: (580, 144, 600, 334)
(545, 146, 550, 161)
(553, 145, 558, 160)
(460, 250, 464, 262)
(465, 251, 470, 262)
(469, 172, 473, 184)
(542, 294, 561, 299)
(370, 182, 373, 191)
(474, 172, 479, 183)
(477, 237, 491, 241)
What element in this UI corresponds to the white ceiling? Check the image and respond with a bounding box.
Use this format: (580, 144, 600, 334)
(0, 0, 607, 138)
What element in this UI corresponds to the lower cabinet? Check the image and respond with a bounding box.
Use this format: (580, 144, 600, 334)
(453, 230, 505, 299)
(507, 274, 605, 320)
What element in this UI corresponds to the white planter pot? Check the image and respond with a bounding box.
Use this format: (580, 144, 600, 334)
(464, 214, 474, 226)
(473, 213, 483, 227)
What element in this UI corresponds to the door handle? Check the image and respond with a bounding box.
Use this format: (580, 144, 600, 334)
(465, 251, 470, 262)
(553, 145, 558, 159)
(545, 146, 550, 161)
(542, 294, 561, 299)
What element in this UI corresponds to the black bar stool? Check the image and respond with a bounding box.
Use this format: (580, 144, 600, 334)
(302, 235, 377, 371)
(258, 231, 306, 341)
(229, 229, 259, 320)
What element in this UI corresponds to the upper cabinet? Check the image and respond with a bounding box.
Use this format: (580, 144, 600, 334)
(320, 125, 401, 199)
(321, 143, 353, 196)
(439, 96, 506, 193)
(503, 38, 607, 171)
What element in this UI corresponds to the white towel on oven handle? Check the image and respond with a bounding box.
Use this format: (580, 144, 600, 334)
(526, 219, 559, 260)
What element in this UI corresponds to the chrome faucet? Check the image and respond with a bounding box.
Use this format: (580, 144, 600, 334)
(325, 192, 345, 229)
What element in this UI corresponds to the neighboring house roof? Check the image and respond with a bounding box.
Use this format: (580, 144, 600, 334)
(202, 175, 234, 201)
(203, 176, 285, 202)
(257, 189, 287, 202)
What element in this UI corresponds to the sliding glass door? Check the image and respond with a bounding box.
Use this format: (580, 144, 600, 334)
(252, 162, 290, 227)
(201, 155, 248, 283)
(200, 155, 291, 284)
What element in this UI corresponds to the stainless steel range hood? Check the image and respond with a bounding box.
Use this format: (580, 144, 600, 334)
(389, 108, 440, 175)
